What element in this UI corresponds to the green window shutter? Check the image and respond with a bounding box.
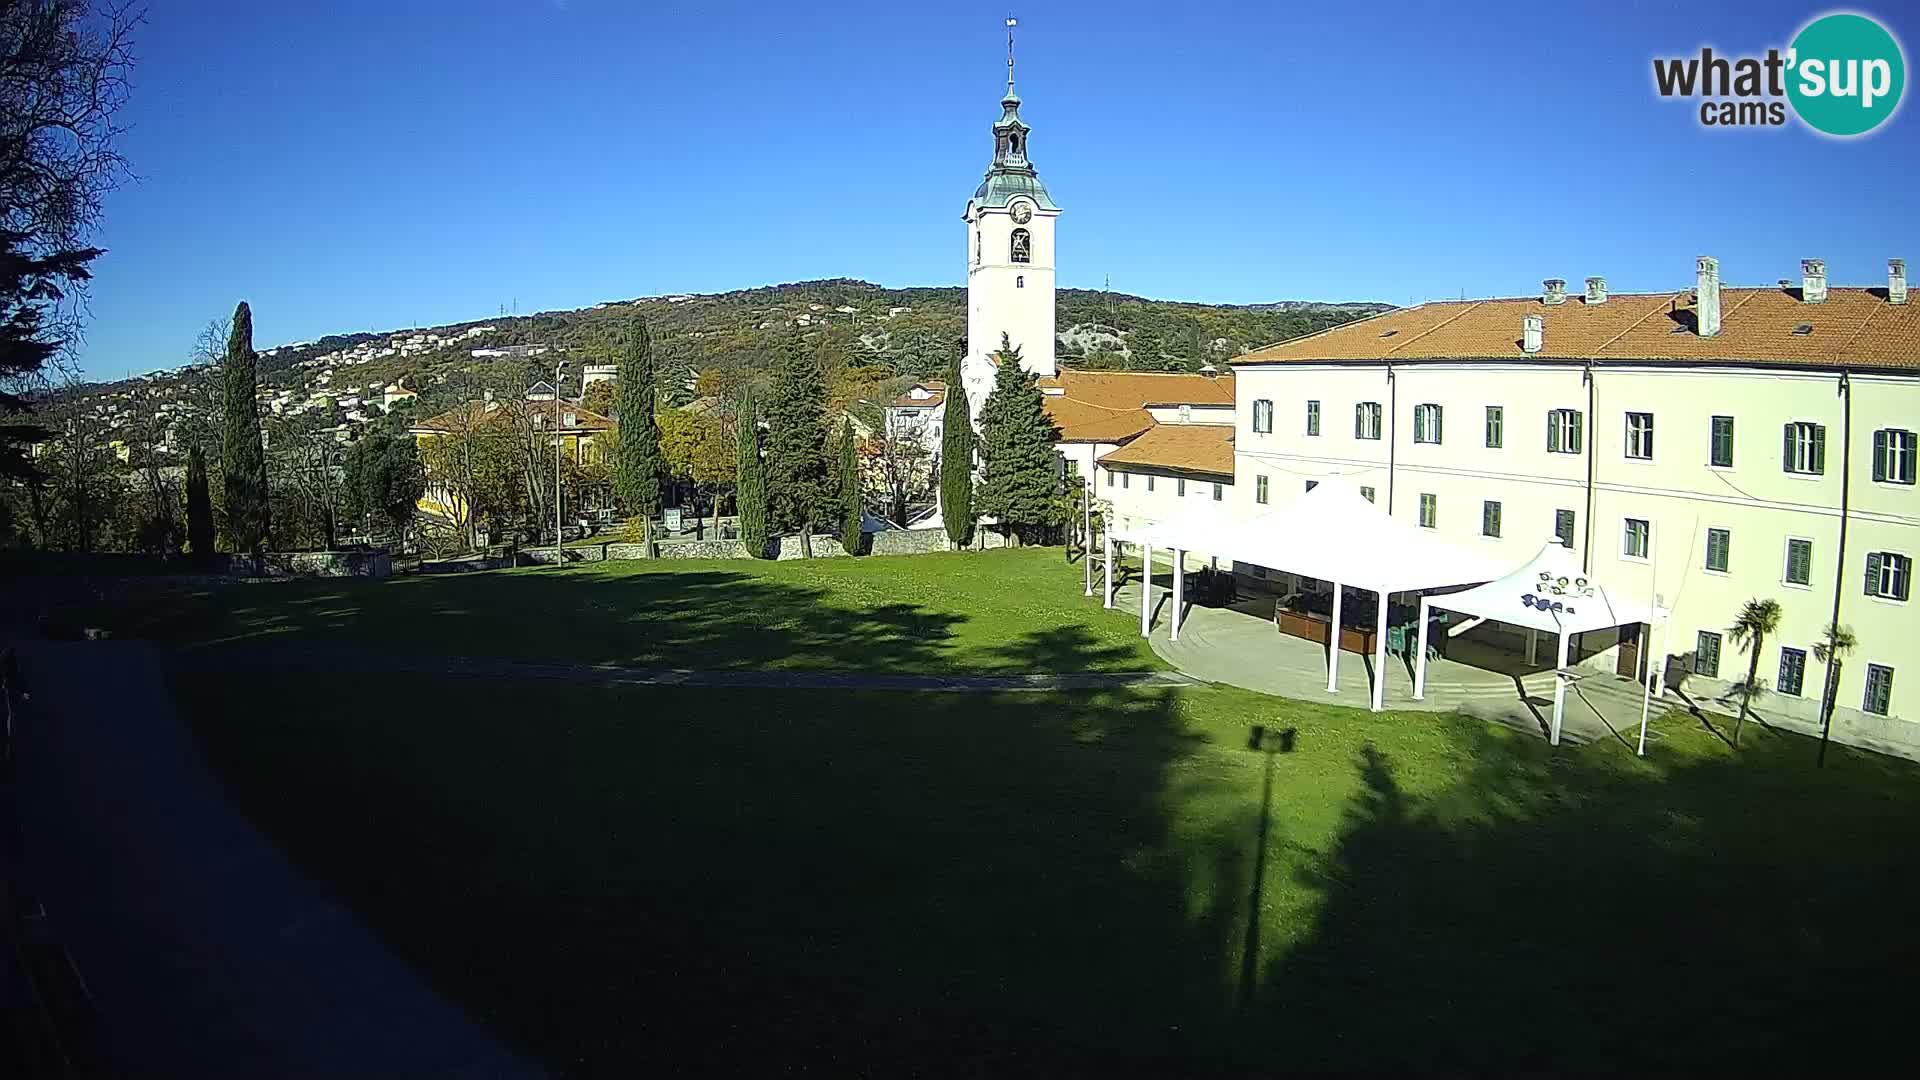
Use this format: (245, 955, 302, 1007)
(1547, 412, 1557, 452)
(1355, 405, 1364, 439)
(1874, 429, 1889, 482)
(1783, 424, 1794, 471)
(1572, 412, 1583, 454)
(1435, 407, 1443, 444)
(1813, 424, 1826, 474)
(1866, 551, 1883, 595)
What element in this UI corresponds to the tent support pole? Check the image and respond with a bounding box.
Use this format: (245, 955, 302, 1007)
(1102, 533, 1114, 609)
(1140, 543, 1153, 638)
(1371, 588, 1389, 712)
(1326, 581, 1343, 693)
(1171, 549, 1184, 642)
(1550, 629, 1570, 746)
(1527, 627, 1539, 666)
(1413, 597, 1431, 699)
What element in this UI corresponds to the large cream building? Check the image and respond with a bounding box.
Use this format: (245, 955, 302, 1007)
(1225, 258, 1916, 736)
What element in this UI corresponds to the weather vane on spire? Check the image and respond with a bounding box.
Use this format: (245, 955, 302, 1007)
(1006, 14, 1017, 96)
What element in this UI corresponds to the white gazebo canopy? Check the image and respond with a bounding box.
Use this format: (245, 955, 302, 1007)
(1102, 477, 1525, 713)
(1413, 540, 1669, 745)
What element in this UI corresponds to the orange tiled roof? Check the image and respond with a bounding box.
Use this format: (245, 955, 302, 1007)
(1236, 287, 1920, 370)
(889, 381, 946, 409)
(1098, 424, 1235, 478)
(1040, 368, 1235, 443)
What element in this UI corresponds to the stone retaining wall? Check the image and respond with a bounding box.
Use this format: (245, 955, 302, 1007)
(228, 551, 393, 579)
(658, 539, 752, 560)
(869, 529, 950, 556)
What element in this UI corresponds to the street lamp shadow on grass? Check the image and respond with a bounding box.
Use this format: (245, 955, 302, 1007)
(1238, 723, 1296, 1010)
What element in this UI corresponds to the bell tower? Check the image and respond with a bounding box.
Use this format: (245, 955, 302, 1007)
(962, 15, 1058, 401)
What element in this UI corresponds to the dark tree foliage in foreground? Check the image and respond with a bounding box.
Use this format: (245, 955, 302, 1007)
(0, 0, 140, 480)
(766, 335, 831, 555)
(836, 419, 861, 555)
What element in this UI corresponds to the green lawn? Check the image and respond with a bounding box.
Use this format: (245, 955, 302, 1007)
(95, 548, 1158, 674)
(117, 547, 1920, 1072)
(170, 666, 1920, 1074)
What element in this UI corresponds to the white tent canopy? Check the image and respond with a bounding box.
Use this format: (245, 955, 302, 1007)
(1413, 540, 1669, 745)
(1104, 478, 1525, 712)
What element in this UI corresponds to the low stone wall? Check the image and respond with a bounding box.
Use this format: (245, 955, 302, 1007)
(420, 553, 513, 574)
(517, 545, 608, 565)
(773, 535, 849, 560)
(870, 529, 950, 556)
(228, 550, 393, 579)
(658, 538, 752, 560)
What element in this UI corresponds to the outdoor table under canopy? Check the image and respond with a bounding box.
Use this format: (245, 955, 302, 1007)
(1105, 478, 1517, 713)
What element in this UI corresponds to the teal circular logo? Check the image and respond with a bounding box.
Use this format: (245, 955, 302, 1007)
(1787, 13, 1906, 136)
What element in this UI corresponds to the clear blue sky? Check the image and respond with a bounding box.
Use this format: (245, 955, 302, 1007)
(78, 0, 1920, 379)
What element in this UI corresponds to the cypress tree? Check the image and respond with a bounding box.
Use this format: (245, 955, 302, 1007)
(837, 419, 862, 555)
(186, 442, 214, 558)
(975, 338, 1063, 545)
(220, 302, 270, 554)
(939, 357, 975, 549)
(766, 335, 831, 556)
(733, 396, 769, 557)
(613, 316, 664, 542)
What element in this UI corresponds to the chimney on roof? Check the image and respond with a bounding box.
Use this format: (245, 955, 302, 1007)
(1801, 258, 1827, 303)
(1696, 256, 1722, 337)
(1542, 278, 1567, 305)
(1890, 259, 1908, 305)
(1585, 276, 1608, 305)
(1521, 313, 1544, 354)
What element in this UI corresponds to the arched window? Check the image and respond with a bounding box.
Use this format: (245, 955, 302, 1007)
(1010, 228, 1031, 264)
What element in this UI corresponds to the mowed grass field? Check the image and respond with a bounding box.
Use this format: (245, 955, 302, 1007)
(103, 548, 1160, 674)
(126, 548, 1920, 1072)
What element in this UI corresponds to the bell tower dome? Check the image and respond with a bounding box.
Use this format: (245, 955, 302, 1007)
(962, 16, 1058, 389)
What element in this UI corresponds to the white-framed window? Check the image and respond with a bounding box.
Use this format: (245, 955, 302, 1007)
(1252, 399, 1273, 434)
(1783, 421, 1825, 475)
(1360, 485, 1375, 503)
(1010, 228, 1031, 264)
(1485, 405, 1503, 448)
(1710, 415, 1735, 467)
(1255, 474, 1269, 504)
(1865, 551, 1911, 601)
(1355, 401, 1383, 440)
(1874, 428, 1917, 485)
(1306, 400, 1320, 436)
(1694, 630, 1722, 678)
(1482, 500, 1501, 538)
(1863, 664, 1894, 716)
(1419, 493, 1437, 529)
(1621, 517, 1650, 561)
(1105, 469, 1113, 488)
(1777, 647, 1807, 697)
(1212, 483, 1223, 502)
(1783, 537, 1813, 587)
(1413, 403, 1443, 444)
(1555, 509, 1576, 549)
(1548, 408, 1583, 454)
(1625, 412, 1655, 460)
(1705, 527, 1730, 573)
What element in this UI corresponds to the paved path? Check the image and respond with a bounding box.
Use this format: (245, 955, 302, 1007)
(190, 641, 1200, 693)
(13, 640, 538, 1076)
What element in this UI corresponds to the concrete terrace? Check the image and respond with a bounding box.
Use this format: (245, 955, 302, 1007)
(1110, 574, 1661, 748)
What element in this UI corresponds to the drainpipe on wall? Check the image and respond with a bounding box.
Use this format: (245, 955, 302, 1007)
(1817, 370, 1853, 768)
(1582, 363, 1596, 575)
(1385, 364, 1397, 514)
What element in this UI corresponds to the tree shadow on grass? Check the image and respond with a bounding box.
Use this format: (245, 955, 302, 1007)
(1234, 721, 1920, 1074)
(175, 665, 1242, 1075)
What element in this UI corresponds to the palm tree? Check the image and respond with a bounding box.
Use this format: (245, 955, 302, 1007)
(1812, 622, 1858, 769)
(1728, 598, 1782, 747)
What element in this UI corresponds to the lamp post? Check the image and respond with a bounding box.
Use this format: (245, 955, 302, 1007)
(554, 358, 566, 549)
